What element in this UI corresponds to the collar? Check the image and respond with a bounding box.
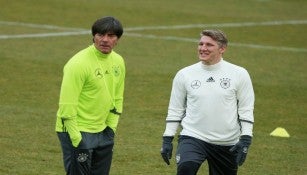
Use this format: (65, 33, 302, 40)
(91, 44, 112, 60)
(200, 58, 224, 71)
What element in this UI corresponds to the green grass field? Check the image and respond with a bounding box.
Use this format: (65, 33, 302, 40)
(0, 0, 306, 174)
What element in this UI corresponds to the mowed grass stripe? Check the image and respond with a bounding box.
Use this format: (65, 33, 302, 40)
(0, 20, 306, 52)
(1, 19, 306, 31)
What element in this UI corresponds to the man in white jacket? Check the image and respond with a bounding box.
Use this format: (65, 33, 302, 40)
(161, 29, 255, 175)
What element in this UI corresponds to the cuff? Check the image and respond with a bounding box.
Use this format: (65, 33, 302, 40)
(63, 119, 82, 147)
(240, 121, 253, 136)
(163, 122, 180, 136)
(106, 113, 120, 132)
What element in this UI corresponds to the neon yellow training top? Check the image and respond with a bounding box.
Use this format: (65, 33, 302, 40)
(55, 44, 125, 146)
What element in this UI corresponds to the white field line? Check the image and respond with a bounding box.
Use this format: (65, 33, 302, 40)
(0, 30, 91, 39)
(125, 20, 307, 31)
(0, 20, 307, 52)
(0, 21, 85, 31)
(1, 20, 306, 35)
(2, 20, 306, 31)
(124, 32, 307, 52)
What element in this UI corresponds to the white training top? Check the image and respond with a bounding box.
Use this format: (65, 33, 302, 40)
(163, 59, 255, 145)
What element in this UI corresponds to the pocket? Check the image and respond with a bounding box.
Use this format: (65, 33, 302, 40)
(76, 139, 87, 149)
(104, 126, 115, 139)
(178, 135, 189, 142)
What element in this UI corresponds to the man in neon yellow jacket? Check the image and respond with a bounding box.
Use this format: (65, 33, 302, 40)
(55, 16, 125, 175)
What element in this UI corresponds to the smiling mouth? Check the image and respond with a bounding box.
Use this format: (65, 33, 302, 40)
(199, 52, 209, 56)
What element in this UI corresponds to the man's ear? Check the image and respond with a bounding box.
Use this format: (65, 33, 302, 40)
(220, 46, 227, 54)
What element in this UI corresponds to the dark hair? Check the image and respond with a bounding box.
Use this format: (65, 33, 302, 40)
(91, 16, 123, 38)
(200, 29, 228, 48)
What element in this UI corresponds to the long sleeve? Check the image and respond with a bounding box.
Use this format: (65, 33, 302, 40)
(114, 59, 126, 114)
(163, 71, 187, 136)
(106, 53, 125, 132)
(57, 59, 84, 147)
(237, 69, 255, 136)
(57, 60, 84, 120)
(167, 71, 187, 121)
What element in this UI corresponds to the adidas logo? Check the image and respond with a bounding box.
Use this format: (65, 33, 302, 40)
(206, 77, 215, 82)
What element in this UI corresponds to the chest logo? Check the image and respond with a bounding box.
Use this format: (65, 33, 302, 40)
(95, 68, 103, 79)
(206, 77, 215, 82)
(191, 80, 201, 89)
(220, 78, 231, 89)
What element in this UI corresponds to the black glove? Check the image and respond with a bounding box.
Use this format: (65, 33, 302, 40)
(229, 135, 252, 166)
(160, 136, 174, 165)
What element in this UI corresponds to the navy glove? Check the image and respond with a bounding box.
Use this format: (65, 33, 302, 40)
(229, 135, 252, 166)
(160, 136, 174, 165)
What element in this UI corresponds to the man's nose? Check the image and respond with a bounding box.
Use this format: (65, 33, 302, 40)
(200, 45, 208, 50)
